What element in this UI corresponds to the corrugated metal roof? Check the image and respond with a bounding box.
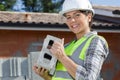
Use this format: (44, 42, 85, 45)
(0, 5, 120, 24)
(93, 5, 120, 11)
(0, 11, 119, 24)
(0, 6, 120, 32)
(0, 11, 65, 24)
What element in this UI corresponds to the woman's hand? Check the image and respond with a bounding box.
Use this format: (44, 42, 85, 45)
(50, 38, 67, 61)
(50, 38, 78, 79)
(33, 65, 52, 80)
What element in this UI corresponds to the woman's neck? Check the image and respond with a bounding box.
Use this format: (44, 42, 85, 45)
(76, 30, 90, 40)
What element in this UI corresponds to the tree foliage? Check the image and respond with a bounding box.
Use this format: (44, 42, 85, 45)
(0, 0, 16, 11)
(23, 0, 38, 12)
(0, 0, 64, 13)
(23, 0, 64, 13)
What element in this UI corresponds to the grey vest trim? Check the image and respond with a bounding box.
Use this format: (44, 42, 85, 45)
(55, 71, 73, 79)
(69, 37, 89, 65)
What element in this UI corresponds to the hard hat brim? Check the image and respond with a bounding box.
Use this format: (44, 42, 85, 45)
(59, 8, 94, 16)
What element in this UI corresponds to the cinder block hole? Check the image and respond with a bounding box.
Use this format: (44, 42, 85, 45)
(44, 53, 52, 60)
(47, 40, 54, 49)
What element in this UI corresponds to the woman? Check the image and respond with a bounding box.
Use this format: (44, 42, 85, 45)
(33, 0, 109, 80)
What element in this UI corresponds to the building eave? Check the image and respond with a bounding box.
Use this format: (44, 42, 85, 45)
(0, 22, 119, 33)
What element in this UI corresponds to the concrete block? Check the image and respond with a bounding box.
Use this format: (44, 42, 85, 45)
(37, 35, 61, 75)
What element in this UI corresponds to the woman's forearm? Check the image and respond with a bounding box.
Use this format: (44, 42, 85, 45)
(59, 55, 78, 79)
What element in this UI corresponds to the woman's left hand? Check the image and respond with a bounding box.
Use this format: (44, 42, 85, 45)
(50, 38, 66, 61)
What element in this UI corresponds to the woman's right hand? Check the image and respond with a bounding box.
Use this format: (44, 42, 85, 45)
(33, 65, 52, 80)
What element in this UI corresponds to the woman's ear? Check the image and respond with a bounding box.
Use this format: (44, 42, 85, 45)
(88, 13, 93, 22)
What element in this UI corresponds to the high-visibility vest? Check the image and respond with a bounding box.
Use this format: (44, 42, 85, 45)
(52, 34, 97, 80)
(52, 33, 108, 80)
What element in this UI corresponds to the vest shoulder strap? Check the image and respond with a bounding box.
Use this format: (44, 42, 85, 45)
(79, 35, 96, 60)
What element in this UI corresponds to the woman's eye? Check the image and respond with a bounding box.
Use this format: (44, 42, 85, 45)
(66, 17, 71, 20)
(75, 14, 80, 17)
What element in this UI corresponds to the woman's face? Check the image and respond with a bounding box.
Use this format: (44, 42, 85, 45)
(64, 10, 92, 34)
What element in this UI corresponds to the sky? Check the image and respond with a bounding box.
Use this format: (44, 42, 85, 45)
(13, 0, 25, 12)
(12, 0, 120, 12)
(90, 0, 120, 7)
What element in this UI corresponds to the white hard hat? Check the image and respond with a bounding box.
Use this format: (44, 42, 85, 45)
(59, 0, 94, 16)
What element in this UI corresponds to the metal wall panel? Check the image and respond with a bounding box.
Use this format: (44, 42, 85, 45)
(0, 76, 25, 80)
(28, 52, 44, 80)
(0, 57, 28, 78)
(0, 58, 10, 77)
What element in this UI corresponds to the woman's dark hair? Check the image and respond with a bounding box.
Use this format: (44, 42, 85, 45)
(80, 10, 93, 30)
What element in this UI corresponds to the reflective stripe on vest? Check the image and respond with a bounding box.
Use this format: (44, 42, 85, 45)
(52, 35, 96, 80)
